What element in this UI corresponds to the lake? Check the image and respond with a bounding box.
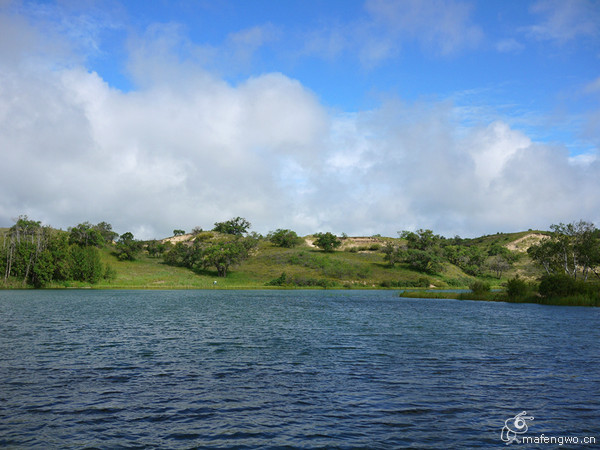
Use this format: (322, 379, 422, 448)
(0, 290, 598, 448)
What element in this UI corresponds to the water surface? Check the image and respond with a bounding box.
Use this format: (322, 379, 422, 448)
(0, 290, 598, 448)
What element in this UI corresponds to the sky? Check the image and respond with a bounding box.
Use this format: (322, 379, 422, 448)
(0, 0, 599, 239)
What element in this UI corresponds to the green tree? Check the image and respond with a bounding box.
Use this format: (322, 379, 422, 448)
(382, 241, 403, 267)
(405, 249, 443, 274)
(94, 221, 118, 243)
(173, 229, 186, 236)
(488, 255, 511, 278)
(3, 216, 51, 286)
(32, 249, 55, 288)
(48, 232, 71, 281)
(313, 232, 342, 252)
(399, 229, 442, 252)
(69, 222, 104, 247)
(213, 217, 251, 236)
(162, 235, 257, 277)
(115, 232, 142, 261)
(146, 239, 167, 257)
(70, 245, 103, 283)
(268, 229, 301, 248)
(196, 237, 257, 277)
(528, 221, 600, 280)
(163, 242, 191, 266)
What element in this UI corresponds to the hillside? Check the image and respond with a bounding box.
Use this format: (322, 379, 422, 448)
(70, 231, 547, 290)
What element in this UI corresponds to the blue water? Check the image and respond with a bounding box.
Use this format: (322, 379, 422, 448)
(0, 290, 598, 448)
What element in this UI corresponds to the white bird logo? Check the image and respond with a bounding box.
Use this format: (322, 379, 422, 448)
(501, 411, 534, 444)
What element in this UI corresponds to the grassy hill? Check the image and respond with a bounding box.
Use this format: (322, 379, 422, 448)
(46, 231, 547, 290)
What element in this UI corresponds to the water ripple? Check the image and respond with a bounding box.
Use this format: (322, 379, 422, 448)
(0, 289, 598, 448)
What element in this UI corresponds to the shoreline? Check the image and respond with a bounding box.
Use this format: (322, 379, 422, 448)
(2, 285, 597, 307)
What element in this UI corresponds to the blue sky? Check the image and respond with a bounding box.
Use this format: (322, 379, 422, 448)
(1, 0, 599, 238)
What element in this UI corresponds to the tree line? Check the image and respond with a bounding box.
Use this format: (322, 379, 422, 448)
(1, 216, 140, 287)
(3, 214, 599, 290)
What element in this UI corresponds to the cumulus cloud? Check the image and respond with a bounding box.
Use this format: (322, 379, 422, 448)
(1, 6, 599, 239)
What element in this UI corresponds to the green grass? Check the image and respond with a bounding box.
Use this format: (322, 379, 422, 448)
(0, 230, 556, 291)
(36, 240, 488, 290)
(399, 289, 600, 306)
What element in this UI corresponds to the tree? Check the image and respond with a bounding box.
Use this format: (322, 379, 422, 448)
(198, 241, 247, 277)
(47, 232, 71, 281)
(3, 216, 51, 286)
(382, 241, 403, 267)
(268, 229, 301, 248)
(162, 235, 257, 277)
(488, 255, 511, 278)
(115, 232, 142, 261)
(528, 221, 600, 280)
(173, 229, 186, 236)
(69, 222, 104, 247)
(162, 242, 191, 267)
(405, 249, 443, 274)
(32, 249, 55, 288)
(69, 245, 104, 283)
(195, 236, 257, 277)
(313, 232, 341, 252)
(399, 229, 442, 252)
(213, 217, 251, 236)
(146, 240, 167, 257)
(94, 221, 118, 243)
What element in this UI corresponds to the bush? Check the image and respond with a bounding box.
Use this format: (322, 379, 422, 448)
(506, 276, 530, 300)
(538, 274, 576, 297)
(538, 274, 598, 299)
(103, 264, 117, 281)
(286, 275, 337, 288)
(266, 272, 287, 286)
(469, 280, 491, 295)
(268, 229, 301, 248)
(313, 232, 342, 252)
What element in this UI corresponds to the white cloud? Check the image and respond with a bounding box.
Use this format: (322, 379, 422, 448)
(1, 6, 600, 239)
(496, 38, 525, 54)
(299, 0, 483, 67)
(584, 76, 600, 94)
(528, 0, 600, 43)
(365, 0, 483, 56)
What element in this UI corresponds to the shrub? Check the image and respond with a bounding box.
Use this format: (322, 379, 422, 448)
(538, 274, 599, 301)
(313, 232, 342, 252)
(417, 277, 431, 287)
(506, 276, 530, 300)
(268, 229, 301, 248)
(538, 274, 576, 297)
(266, 272, 287, 286)
(469, 280, 491, 295)
(103, 264, 117, 281)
